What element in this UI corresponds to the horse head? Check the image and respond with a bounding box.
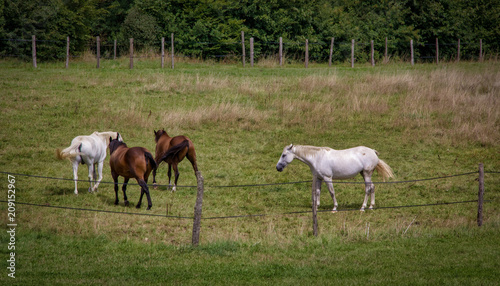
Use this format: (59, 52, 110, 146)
(276, 144, 294, 172)
(109, 138, 126, 154)
(154, 129, 168, 143)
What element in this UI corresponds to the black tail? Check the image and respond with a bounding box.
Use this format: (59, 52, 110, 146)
(145, 152, 157, 170)
(159, 140, 189, 164)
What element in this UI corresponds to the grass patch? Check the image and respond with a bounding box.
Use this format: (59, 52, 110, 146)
(0, 59, 499, 284)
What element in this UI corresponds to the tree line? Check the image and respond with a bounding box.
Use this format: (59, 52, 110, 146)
(1, 0, 499, 62)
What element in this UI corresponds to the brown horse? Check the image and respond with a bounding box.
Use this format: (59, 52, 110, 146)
(152, 129, 198, 191)
(109, 138, 157, 210)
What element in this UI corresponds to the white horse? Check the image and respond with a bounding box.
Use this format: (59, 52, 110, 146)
(276, 144, 394, 212)
(57, 131, 123, 195)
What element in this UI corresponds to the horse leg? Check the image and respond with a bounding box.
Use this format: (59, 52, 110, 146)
(92, 161, 104, 192)
(87, 163, 94, 193)
(172, 163, 180, 192)
(360, 170, 375, 211)
(122, 177, 130, 206)
(167, 164, 173, 189)
(72, 160, 79, 195)
(112, 172, 119, 205)
(136, 179, 152, 210)
(152, 167, 158, 189)
(311, 177, 322, 208)
(325, 179, 338, 213)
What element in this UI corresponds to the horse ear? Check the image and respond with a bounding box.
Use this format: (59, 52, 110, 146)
(116, 132, 120, 140)
(287, 144, 294, 150)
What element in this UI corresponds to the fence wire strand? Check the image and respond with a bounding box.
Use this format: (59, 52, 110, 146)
(0, 170, 496, 220)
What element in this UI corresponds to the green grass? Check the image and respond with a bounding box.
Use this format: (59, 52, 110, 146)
(0, 58, 499, 284)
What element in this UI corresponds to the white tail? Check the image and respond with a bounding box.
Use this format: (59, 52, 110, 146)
(56, 142, 81, 160)
(375, 159, 394, 181)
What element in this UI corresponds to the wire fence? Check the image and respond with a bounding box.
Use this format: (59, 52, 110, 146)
(0, 35, 491, 67)
(0, 170, 496, 221)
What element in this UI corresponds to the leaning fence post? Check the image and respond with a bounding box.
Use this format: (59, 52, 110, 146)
(161, 37, 165, 68)
(371, 40, 375, 66)
(32, 35, 37, 68)
(192, 171, 204, 246)
(129, 38, 133, 69)
(410, 40, 414, 66)
(351, 39, 355, 68)
(171, 33, 175, 69)
(435, 38, 439, 65)
(457, 39, 460, 62)
(66, 37, 70, 68)
(279, 37, 283, 66)
(96, 36, 101, 68)
(477, 163, 484, 226)
(479, 39, 483, 62)
(329, 37, 334, 67)
(384, 37, 388, 63)
(305, 39, 309, 68)
(241, 31, 245, 67)
(250, 37, 254, 67)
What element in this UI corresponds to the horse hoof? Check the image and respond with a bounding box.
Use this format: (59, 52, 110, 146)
(136, 205, 141, 209)
(331, 210, 337, 214)
(124, 201, 129, 206)
(146, 206, 152, 210)
(114, 201, 119, 205)
(360, 209, 365, 212)
(153, 183, 158, 190)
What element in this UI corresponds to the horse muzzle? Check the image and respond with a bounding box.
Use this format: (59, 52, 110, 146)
(276, 164, 284, 172)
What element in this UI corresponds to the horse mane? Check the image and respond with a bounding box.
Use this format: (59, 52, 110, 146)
(109, 139, 127, 154)
(294, 145, 329, 159)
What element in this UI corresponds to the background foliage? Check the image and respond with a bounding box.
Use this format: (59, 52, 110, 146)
(0, 0, 500, 61)
(1, 0, 499, 61)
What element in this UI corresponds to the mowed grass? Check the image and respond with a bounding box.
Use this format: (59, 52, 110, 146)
(0, 58, 499, 285)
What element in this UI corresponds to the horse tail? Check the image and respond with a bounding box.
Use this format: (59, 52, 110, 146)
(144, 152, 157, 170)
(375, 159, 394, 181)
(57, 142, 82, 160)
(159, 140, 190, 164)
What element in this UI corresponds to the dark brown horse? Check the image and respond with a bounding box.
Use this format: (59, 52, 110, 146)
(109, 138, 157, 210)
(152, 129, 198, 191)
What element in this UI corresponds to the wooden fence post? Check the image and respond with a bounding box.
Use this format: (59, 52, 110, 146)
(351, 39, 354, 68)
(114, 39, 117, 60)
(305, 39, 308, 68)
(329, 37, 334, 67)
(192, 171, 204, 246)
(435, 38, 439, 65)
(96, 36, 100, 68)
(171, 33, 175, 69)
(250, 37, 254, 67)
(384, 37, 388, 63)
(161, 37, 165, 68)
(312, 177, 318, 236)
(32, 35, 37, 68)
(477, 163, 484, 226)
(129, 38, 133, 69)
(479, 39, 483, 62)
(65, 37, 70, 68)
(241, 31, 245, 67)
(371, 40, 375, 66)
(279, 37, 283, 66)
(410, 40, 414, 66)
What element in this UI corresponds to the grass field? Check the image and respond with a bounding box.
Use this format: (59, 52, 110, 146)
(1, 58, 499, 285)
